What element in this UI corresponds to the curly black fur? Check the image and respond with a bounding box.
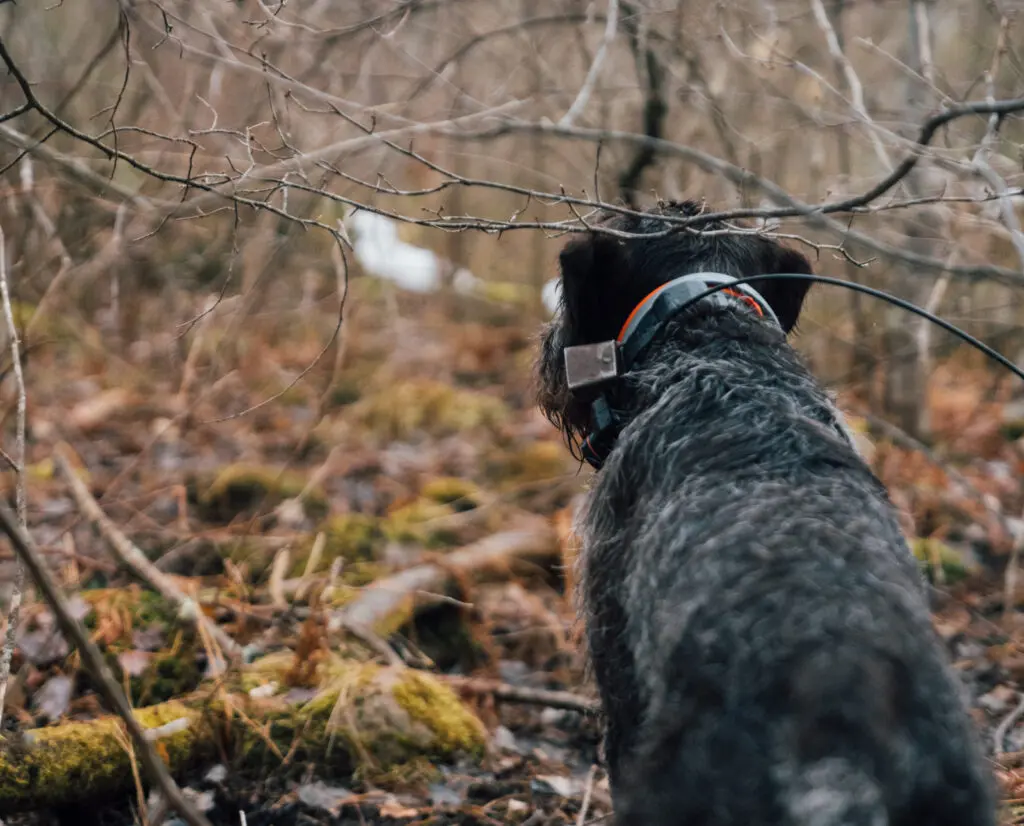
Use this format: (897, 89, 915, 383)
(535, 201, 997, 826)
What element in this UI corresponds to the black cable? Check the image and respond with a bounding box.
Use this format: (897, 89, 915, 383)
(678, 273, 1024, 385)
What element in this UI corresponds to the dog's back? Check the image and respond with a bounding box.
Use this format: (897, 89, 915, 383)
(581, 329, 995, 826)
(536, 202, 997, 826)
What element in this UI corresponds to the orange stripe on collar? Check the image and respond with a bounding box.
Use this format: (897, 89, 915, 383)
(617, 282, 764, 343)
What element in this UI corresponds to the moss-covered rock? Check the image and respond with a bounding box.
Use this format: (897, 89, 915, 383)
(486, 440, 573, 486)
(287, 514, 390, 582)
(192, 463, 329, 523)
(353, 379, 508, 441)
(319, 514, 385, 563)
(290, 499, 473, 580)
(420, 477, 481, 510)
(383, 500, 459, 548)
(289, 661, 485, 773)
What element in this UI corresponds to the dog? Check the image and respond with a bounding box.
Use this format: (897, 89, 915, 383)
(535, 201, 997, 826)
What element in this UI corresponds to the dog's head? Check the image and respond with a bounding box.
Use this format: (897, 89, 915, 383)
(536, 200, 815, 452)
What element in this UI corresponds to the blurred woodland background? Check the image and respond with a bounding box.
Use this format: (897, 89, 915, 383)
(0, 1, 1023, 824)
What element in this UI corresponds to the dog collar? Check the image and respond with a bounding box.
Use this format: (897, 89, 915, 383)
(561, 273, 780, 470)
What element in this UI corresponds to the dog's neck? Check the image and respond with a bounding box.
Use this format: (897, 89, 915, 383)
(578, 301, 860, 469)
(569, 278, 780, 469)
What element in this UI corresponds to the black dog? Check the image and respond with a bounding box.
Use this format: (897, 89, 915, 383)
(536, 201, 996, 826)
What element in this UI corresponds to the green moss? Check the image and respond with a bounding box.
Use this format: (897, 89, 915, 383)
(383, 500, 454, 546)
(135, 589, 180, 627)
(0, 703, 204, 812)
(327, 379, 362, 408)
(241, 657, 484, 775)
(1002, 419, 1024, 442)
(320, 514, 384, 563)
(195, 463, 329, 523)
(475, 280, 534, 307)
(370, 597, 417, 640)
(77, 588, 202, 703)
(80, 587, 181, 645)
(488, 440, 572, 486)
(288, 516, 389, 578)
(354, 379, 508, 441)
(390, 670, 486, 757)
(8, 300, 36, 329)
(135, 648, 202, 706)
(239, 650, 303, 694)
(0, 656, 485, 813)
(420, 477, 481, 509)
(911, 538, 971, 584)
(297, 663, 484, 771)
(292, 500, 468, 579)
(359, 755, 440, 790)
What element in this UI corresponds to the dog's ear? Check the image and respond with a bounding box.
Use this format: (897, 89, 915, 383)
(558, 232, 631, 343)
(755, 244, 814, 334)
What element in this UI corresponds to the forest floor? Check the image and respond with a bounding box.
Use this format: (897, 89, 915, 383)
(1, 281, 1023, 826)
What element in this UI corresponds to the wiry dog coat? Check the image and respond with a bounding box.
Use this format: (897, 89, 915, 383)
(536, 202, 997, 826)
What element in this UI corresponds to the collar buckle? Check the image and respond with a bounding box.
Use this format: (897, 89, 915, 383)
(564, 340, 622, 391)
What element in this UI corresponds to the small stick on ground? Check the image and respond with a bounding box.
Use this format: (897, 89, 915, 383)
(994, 692, 1024, 754)
(1004, 509, 1024, 626)
(53, 444, 241, 668)
(445, 676, 599, 715)
(333, 616, 406, 669)
(0, 224, 26, 730)
(0, 503, 214, 826)
(577, 765, 598, 826)
(329, 518, 557, 636)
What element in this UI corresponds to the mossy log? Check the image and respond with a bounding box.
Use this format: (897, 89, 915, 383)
(0, 656, 485, 814)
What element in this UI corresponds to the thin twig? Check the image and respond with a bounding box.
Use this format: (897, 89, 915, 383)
(995, 692, 1024, 754)
(444, 675, 599, 715)
(1006, 510, 1024, 627)
(577, 765, 598, 826)
(971, 46, 1024, 271)
(0, 503, 214, 826)
(809, 0, 895, 175)
(459, 116, 1024, 284)
(0, 224, 25, 731)
(560, 0, 619, 126)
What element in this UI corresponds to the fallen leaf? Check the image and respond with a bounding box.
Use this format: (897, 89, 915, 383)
(297, 781, 353, 814)
(428, 784, 464, 806)
(117, 649, 154, 677)
(32, 675, 73, 722)
(533, 774, 584, 798)
(69, 388, 132, 431)
(16, 628, 69, 666)
(132, 625, 166, 652)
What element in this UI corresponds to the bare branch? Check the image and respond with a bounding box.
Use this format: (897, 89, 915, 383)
(0, 225, 25, 730)
(969, 21, 1024, 271)
(559, 0, 619, 127)
(456, 113, 1024, 282)
(809, 0, 894, 174)
(617, 1, 668, 203)
(0, 504, 214, 826)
